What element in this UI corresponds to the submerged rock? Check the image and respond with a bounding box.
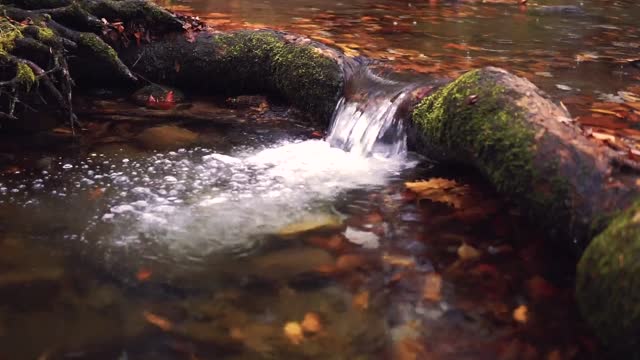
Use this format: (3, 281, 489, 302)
(250, 247, 334, 280)
(135, 125, 199, 150)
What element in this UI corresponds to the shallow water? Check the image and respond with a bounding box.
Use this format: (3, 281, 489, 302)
(0, 94, 600, 358)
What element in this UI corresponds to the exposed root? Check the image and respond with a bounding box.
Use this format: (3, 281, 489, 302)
(0, 0, 187, 130)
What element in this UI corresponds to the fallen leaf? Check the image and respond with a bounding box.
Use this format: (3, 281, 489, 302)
(555, 84, 572, 91)
(143, 311, 173, 331)
(88, 187, 105, 200)
(352, 290, 370, 310)
(382, 253, 415, 268)
(283, 322, 304, 344)
(590, 108, 624, 118)
(422, 273, 442, 302)
(513, 305, 528, 323)
(301, 312, 322, 333)
(457, 243, 481, 260)
(405, 178, 470, 209)
(136, 268, 152, 281)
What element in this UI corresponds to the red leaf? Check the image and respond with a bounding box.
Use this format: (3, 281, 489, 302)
(165, 91, 175, 103)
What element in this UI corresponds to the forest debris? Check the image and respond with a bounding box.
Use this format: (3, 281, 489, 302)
(513, 305, 529, 323)
(143, 311, 173, 331)
(422, 273, 443, 302)
(136, 268, 152, 281)
(301, 312, 322, 333)
(352, 290, 370, 310)
(283, 322, 304, 344)
(457, 243, 481, 260)
(278, 214, 343, 236)
(382, 253, 415, 268)
(405, 178, 470, 209)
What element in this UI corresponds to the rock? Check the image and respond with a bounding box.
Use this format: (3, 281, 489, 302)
(131, 84, 186, 107)
(250, 247, 334, 280)
(576, 201, 640, 357)
(278, 214, 343, 237)
(410, 67, 636, 248)
(135, 125, 199, 150)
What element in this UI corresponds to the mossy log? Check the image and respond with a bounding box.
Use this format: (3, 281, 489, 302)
(117, 30, 346, 124)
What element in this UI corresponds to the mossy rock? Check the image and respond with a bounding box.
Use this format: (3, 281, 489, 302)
(131, 84, 186, 107)
(410, 67, 627, 247)
(576, 201, 640, 357)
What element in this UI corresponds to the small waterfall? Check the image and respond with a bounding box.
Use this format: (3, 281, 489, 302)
(326, 68, 418, 157)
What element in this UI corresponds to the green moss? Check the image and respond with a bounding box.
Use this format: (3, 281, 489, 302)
(0, 19, 24, 55)
(78, 33, 119, 63)
(272, 42, 342, 123)
(412, 69, 536, 195)
(36, 26, 55, 43)
(412, 69, 573, 238)
(15, 62, 35, 91)
(577, 200, 640, 356)
(211, 31, 342, 122)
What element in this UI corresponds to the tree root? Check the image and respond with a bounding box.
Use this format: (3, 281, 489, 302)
(0, 0, 186, 130)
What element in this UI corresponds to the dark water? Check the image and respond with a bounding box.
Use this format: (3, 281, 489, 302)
(156, 0, 640, 98)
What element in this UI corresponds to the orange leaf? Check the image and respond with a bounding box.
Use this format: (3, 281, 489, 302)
(165, 91, 175, 103)
(422, 273, 442, 302)
(301, 312, 322, 333)
(143, 311, 173, 331)
(513, 305, 528, 323)
(136, 268, 153, 281)
(590, 108, 625, 118)
(283, 322, 304, 344)
(352, 290, 370, 310)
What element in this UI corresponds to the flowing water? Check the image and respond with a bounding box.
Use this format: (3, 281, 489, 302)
(0, 0, 622, 358)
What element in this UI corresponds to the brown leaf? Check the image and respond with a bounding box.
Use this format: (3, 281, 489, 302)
(283, 322, 304, 344)
(422, 273, 442, 302)
(405, 178, 470, 209)
(301, 312, 322, 333)
(143, 311, 173, 331)
(513, 305, 528, 323)
(352, 290, 370, 310)
(457, 243, 481, 260)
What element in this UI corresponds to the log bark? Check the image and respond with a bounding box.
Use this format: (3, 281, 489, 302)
(117, 30, 347, 124)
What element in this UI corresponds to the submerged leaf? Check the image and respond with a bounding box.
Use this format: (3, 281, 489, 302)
(405, 178, 470, 209)
(422, 273, 443, 302)
(143, 311, 173, 331)
(283, 322, 304, 344)
(513, 305, 528, 323)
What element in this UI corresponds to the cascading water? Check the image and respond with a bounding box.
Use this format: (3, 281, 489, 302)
(326, 67, 418, 157)
(0, 65, 419, 266)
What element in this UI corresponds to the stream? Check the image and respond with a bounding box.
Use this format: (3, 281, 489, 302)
(0, 67, 598, 359)
(0, 0, 623, 358)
